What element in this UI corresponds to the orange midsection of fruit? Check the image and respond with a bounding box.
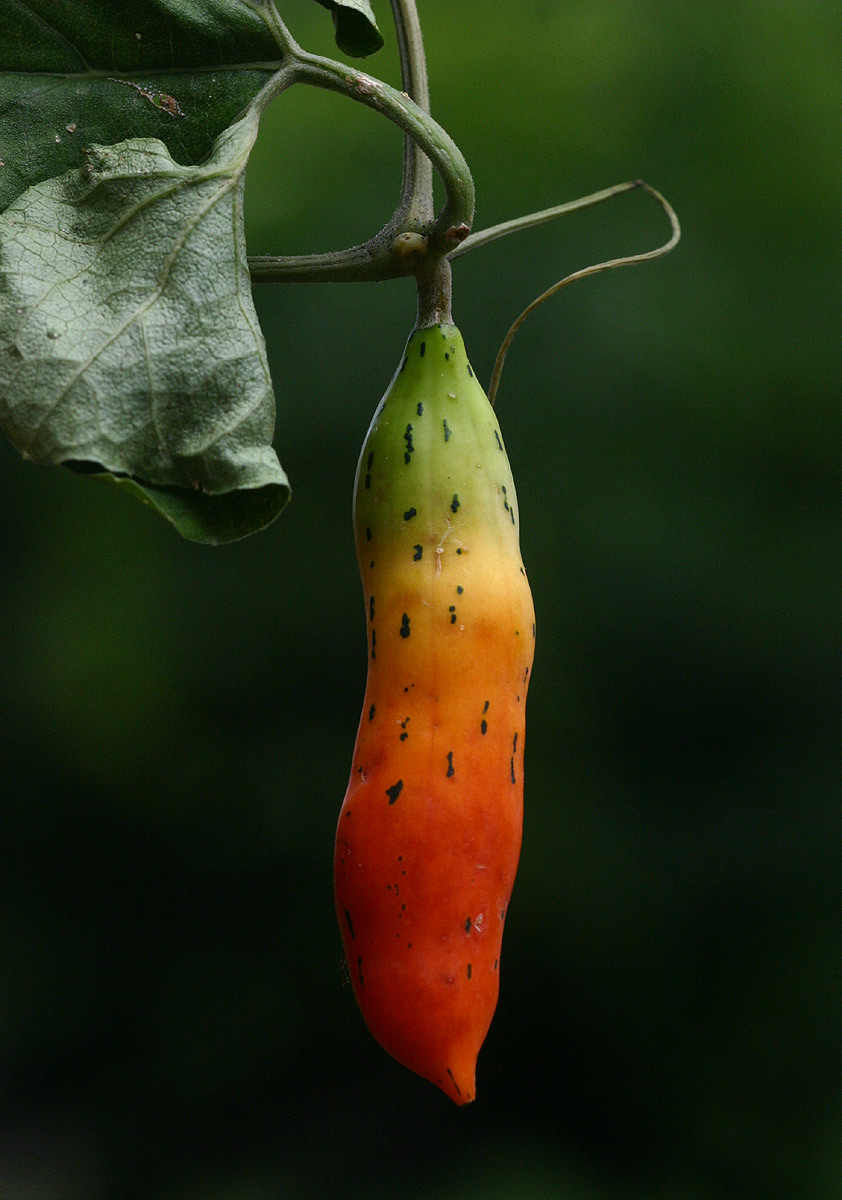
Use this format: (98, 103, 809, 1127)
(334, 538, 533, 1104)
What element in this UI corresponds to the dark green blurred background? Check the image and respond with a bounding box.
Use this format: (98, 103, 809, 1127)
(2, 1, 841, 1197)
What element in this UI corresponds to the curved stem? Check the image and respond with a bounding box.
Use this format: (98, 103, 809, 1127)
(248, 54, 473, 283)
(487, 181, 681, 407)
(390, 0, 434, 226)
(257, 0, 303, 57)
(449, 180, 645, 260)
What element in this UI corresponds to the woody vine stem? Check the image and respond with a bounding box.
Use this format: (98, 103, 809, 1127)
(246, 0, 680, 389)
(248, 1, 470, 286)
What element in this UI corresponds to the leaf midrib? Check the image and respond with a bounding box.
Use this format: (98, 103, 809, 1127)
(8, 160, 261, 460)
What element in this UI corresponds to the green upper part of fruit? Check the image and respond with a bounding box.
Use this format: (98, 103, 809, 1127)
(353, 324, 522, 569)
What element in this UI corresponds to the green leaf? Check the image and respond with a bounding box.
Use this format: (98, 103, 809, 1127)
(313, 0, 384, 57)
(0, 1, 284, 214)
(0, 1, 293, 540)
(95, 472, 288, 545)
(0, 111, 290, 544)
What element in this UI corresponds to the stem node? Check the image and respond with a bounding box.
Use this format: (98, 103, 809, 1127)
(392, 232, 429, 261)
(445, 223, 471, 246)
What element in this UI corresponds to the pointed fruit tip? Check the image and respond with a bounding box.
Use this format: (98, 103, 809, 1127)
(435, 1054, 478, 1106)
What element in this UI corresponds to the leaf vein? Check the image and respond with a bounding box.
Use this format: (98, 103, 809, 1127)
(21, 171, 242, 456)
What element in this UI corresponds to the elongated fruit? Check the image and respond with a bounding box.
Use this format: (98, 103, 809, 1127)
(334, 323, 535, 1105)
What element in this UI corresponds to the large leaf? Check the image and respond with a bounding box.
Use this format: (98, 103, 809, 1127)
(0, 111, 289, 543)
(313, 0, 384, 57)
(0, 1, 298, 540)
(0, 1, 285, 214)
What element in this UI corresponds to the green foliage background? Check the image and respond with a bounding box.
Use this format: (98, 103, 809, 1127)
(2, 1, 841, 1197)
